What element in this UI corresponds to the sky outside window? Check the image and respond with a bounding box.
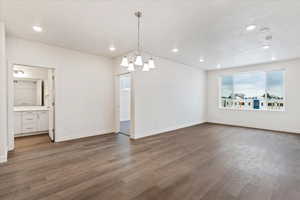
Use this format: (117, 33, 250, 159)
(266, 71, 284, 98)
(233, 72, 266, 98)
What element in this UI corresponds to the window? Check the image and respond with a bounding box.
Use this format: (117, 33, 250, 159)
(220, 70, 285, 111)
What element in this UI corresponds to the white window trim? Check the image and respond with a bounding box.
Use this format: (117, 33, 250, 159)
(218, 69, 286, 112)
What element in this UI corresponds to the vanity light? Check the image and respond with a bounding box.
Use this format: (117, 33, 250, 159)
(13, 70, 25, 77)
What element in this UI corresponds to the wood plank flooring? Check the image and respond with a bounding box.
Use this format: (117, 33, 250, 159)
(1, 123, 300, 200)
(14, 134, 51, 153)
(120, 120, 130, 136)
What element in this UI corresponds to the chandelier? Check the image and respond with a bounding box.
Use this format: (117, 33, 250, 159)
(120, 11, 156, 71)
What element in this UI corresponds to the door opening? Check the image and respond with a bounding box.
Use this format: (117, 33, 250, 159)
(119, 74, 131, 136)
(11, 64, 55, 150)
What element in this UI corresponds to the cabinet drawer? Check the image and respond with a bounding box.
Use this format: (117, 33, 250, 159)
(22, 127, 36, 133)
(22, 123, 37, 132)
(22, 112, 37, 119)
(23, 117, 36, 123)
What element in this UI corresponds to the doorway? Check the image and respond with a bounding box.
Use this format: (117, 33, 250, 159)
(9, 64, 55, 151)
(119, 74, 131, 136)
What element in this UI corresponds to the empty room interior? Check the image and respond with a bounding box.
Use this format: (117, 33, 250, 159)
(0, 1, 300, 200)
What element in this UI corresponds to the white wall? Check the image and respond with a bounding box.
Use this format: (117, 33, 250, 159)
(6, 37, 115, 147)
(0, 22, 7, 163)
(207, 59, 300, 134)
(133, 58, 206, 139)
(115, 54, 207, 139)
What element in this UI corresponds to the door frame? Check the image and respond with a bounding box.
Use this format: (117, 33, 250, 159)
(7, 63, 56, 151)
(115, 72, 134, 138)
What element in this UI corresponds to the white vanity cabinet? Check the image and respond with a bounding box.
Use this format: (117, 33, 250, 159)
(14, 112, 22, 135)
(22, 111, 37, 133)
(37, 111, 49, 132)
(14, 109, 49, 136)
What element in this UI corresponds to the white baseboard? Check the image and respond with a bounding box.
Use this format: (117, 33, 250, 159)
(8, 143, 14, 151)
(0, 154, 7, 163)
(55, 129, 115, 142)
(207, 120, 300, 134)
(133, 121, 205, 139)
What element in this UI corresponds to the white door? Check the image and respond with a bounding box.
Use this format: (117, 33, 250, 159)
(48, 69, 55, 141)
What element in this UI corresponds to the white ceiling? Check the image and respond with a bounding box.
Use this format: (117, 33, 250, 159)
(1, 0, 300, 70)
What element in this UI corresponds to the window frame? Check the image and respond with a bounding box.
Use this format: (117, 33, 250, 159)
(218, 69, 286, 112)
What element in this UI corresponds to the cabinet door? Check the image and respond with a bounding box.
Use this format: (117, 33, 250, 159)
(37, 111, 49, 132)
(22, 111, 38, 133)
(14, 112, 22, 135)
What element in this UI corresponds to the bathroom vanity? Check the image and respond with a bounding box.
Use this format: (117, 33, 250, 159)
(12, 65, 54, 140)
(14, 106, 49, 137)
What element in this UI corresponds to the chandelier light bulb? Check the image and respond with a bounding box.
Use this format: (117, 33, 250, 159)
(143, 62, 150, 71)
(148, 58, 155, 69)
(120, 56, 129, 67)
(134, 55, 143, 66)
(128, 62, 135, 72)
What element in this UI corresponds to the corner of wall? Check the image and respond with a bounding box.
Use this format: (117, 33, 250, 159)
(0, 21, 7, 163)
(0, 154, 7, 163)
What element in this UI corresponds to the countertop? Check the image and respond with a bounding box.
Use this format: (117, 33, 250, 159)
(14, 106, 49, 112)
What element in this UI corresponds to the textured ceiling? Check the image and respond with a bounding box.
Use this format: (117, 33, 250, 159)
(1, 0, 300, 69)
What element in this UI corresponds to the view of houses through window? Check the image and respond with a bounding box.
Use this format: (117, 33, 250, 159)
(220, 70, 284, 111)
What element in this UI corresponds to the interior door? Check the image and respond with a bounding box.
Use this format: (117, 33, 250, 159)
(48, 69, 55, 141)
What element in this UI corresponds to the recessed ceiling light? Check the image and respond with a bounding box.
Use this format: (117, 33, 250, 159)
(199, 58, 205, 62)
(246, 24, 257, 31)
(172, 48, 179, 53)
(262, 45, 270, 50)
(32, 25, 43, 32)
(109, 46, 116, 51)
(217, 64, 221, 69)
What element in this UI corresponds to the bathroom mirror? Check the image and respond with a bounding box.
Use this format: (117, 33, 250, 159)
(14, 79, 45, 107)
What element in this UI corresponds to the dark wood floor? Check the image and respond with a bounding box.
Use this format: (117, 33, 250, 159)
(120, 120, 130, 136)
(1, 123, 300, 200)
(14, 134, 51, 153)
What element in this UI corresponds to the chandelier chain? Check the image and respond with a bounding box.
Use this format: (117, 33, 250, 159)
(138, 13, 141, 53)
